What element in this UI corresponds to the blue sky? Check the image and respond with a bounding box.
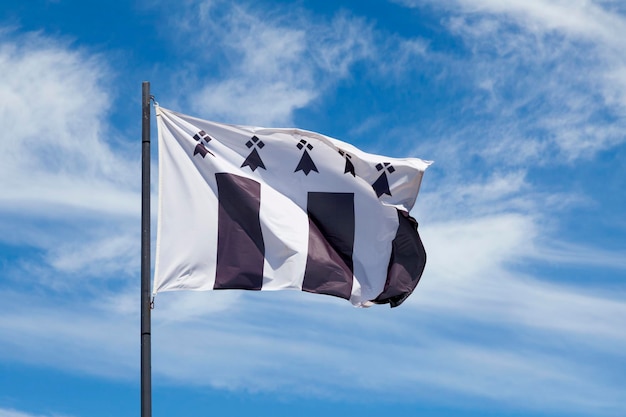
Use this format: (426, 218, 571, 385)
(1, 0, 625, 416)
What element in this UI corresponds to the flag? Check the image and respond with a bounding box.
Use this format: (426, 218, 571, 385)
(153, 106, 432, 307)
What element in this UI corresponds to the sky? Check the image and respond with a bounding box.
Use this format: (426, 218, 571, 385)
(0, 0, 625, 416)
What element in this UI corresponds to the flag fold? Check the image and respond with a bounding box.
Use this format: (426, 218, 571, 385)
(153, 106, 431, 307)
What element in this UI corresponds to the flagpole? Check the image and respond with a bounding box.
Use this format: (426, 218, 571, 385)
(141, 81, 152, 417)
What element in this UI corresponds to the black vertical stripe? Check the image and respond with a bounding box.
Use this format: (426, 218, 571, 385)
(373, 210, 426, 307)
(215, 173, 264, 290)
(302, 192, 355, 300)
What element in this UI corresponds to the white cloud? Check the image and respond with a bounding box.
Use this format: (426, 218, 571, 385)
(0, 30, 142, 288)
(0, 30, 138, 217)
(445, 0, 625, 45)
(395, 0, 626, 43)
(0, 290, 137, 380)
(46, 230, 138, 276)
(533, 240, 626, 269)
(162, 1, 375, 126)
(395, 0, 626, 161)
(0, 408, 72, 417)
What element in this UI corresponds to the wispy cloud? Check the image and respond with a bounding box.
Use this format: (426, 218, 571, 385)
(0, 30, 138, 217)
(419, 216, 626, 340)
(395, 0, 626, 161)
(0, 30, 141, 293)
(0, 290, 136, 380)
(0, 408, 73, 417)
(159, 1, 375, 126)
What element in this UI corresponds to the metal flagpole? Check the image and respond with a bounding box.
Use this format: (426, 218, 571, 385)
(141, 81, 152, 417)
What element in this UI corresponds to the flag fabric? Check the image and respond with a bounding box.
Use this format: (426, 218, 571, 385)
(153, 106, 432, 307)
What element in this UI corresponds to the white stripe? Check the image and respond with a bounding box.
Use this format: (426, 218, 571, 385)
(259, 183, 309, 291)
(154, 109, 218, 292)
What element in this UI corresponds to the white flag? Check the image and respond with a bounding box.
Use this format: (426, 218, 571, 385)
(153, 106, 432, 307)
